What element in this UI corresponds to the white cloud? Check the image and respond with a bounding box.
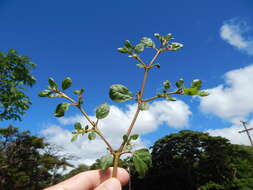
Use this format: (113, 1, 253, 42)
(200, 64, 253, 121)
(207, 120, 253, 146)
(220, 18, 253, 55)
(41, 100, 192, 167)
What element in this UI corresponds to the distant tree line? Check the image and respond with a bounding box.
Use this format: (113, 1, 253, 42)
(2, 127, 253, 190)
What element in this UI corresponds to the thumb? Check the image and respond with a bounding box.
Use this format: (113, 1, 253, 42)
(94, 178, 122, 190)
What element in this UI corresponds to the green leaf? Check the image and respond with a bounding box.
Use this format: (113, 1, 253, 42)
(153, 64, 160, 68)
(165, 96, 176, 101)
(96, 103, 110, 119)
(184, 88, 199, 96)
(136, 64, 145, 68)
(175, 78, 184, 88)
(48, 94, 58, 98)
(62, 77, 72, 90)
(163, 33, 173, 41)
(124, 40, 134, 49)
(100, 154, 113, 170)
(109, 84, 133, 102)
(54, 102, 70, 117)
(85, 125, 89, 130)
(88, 132, 96, 140)
(140, 102, 149, 111)
(198, 91, 209, 97)
(123, 135, 128, 143)
(141, 37, 155, 48)
(71, 135, 78, 142)
(154, 33, 162, 41)
(48, 78, 58, 89)
(135, 43, 145, 53)
(171, 42, 183, 50)
(163, 80, 171, 90)
(117, 47, 129, 54)
(191, 79, 202, 90)
(133, 149, 152, 178)
(74, 122, 82, 130)
(38, 90, 51, 97)
(130, 134, 139, 140)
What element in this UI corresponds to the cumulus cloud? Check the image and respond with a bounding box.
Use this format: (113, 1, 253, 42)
(220, 18, 253, 55)
(207, 120, 253, 146)
(41, 100, 192, 167)
(200, 64, 253, 121)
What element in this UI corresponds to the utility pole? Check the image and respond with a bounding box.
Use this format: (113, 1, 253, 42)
(238, 120, 253, 147)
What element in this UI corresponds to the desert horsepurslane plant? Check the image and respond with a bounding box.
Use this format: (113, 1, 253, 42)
(39, 33, 209, 178)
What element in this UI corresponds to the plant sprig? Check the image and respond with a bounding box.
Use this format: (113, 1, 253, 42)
(39, 32, 209, 179)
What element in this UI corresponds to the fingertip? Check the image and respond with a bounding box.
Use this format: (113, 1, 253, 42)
(115, 168, 129, 186)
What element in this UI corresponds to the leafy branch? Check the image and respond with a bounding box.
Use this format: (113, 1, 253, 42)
(39, 33, 209, 179)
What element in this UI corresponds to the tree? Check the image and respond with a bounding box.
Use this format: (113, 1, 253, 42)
(130, 130, 253, 190)
(0, 126, 71, 189)
(0, 49, 36, 121)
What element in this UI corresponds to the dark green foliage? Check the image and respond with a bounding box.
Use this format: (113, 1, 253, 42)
(0, 49, 36, 121)
(128, 130, 253, 190)
(133, 149, 152, 178)
(0, 126, 72, 190)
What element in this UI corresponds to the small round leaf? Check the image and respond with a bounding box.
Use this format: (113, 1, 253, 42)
(71, 135, 78, 142)
(109, 84, 133, 102)
(141, 37, 155, 48)
(54, 102, 70, 117)
(163, 80, 171, 90)
(38, 90, 51, 97)
(48, 78, 58, 89)
(88, 132, 96, 140)
(96, 103, 110, 119)
(191, 79, 202, 90)
(62, 77, 72, 90)
(74, 122, 82, 130)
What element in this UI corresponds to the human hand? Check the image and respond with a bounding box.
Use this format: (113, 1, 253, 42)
(45, 167, 129, 190)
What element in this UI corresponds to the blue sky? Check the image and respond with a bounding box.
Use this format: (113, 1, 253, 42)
(1, 0, 253, 165)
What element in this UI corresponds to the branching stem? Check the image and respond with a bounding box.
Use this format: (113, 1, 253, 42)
(61, 93, 114, 153)
(143, 91, 180, 102)
(112, 49, 161, 177)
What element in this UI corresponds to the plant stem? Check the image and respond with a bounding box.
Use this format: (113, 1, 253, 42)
(118, 68, 148, 153)
(95, 129, 114, 153)
(142, 91, 179, 102)
(112, 152, 120, 177)
(148, 49, 161, 67)
(62, 93, 114, 152)
(112, 50, 162, 177)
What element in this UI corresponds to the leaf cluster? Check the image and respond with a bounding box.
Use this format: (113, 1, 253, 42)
(0, 49, 36, 121)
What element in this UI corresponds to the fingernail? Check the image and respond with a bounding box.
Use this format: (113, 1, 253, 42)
(103, 178, 121, 190)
